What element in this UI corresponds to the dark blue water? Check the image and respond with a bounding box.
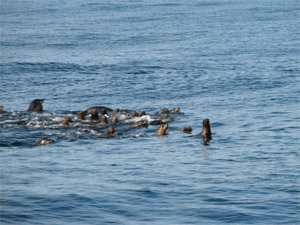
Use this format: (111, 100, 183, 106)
(1, 0, 299, 224)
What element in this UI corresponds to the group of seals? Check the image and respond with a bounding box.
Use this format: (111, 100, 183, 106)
(2, 99, 213, 146)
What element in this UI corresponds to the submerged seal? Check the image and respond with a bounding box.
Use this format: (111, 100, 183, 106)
(156, 124, 168, 135)
(28, 99, 44, 112)
(33, 138, 53, 146)
(91, 109, 99, 120)
(101, 109, 107, 116)
(98, 127, 116, 138)
(131, 120, 148, 127)
(107, 127, 115, 135)
(62, 118, 73, 126)
(0, 106, 3, 111)
(85, 106, 113, 114)
(111, 116, 118, 123)
(159, 113, 169, 120)
(170, 107, 180, 113)
(176, 126, 192, 133)
(78, 111, 85, 120)
(132, 111, 139, 117)
(100, 116, 108, 124)
(158, 108, 169, 114)
(112, 108, 120, 114)
(140, 111, 146, 117)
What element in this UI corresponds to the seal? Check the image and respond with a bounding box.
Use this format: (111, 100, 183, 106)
(78, 111, 85, 120)
(111, 116, 118, 123)
(0, 106, 3, 111)
(140, 111, 146, 117)
(100, 109, 107, 116)
(100, 116, 108, 124)
(155, 124, 168, 135)
(198, 118, 212, 140)
(170, 107, 180, 113)
(158, 108, 169, 114)
(91, 109, 99, 120)
(98, 127, 116, 138)
(131, 120, 148, 127)
(176, 126, 192, 133)
(107, 127, 115, 135)
(159, 113, 168, 120)
(85, 106, 113, 114)
(33, 137, 53, 146)
(150, 120, 165, 125)
(28, 99, 44, 112)
(112, 108, 120, 114)
(132, 111, 139, 117)
(62, 118, 73, 126)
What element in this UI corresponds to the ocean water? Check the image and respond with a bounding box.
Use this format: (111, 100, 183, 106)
(0, 0, 299, 224)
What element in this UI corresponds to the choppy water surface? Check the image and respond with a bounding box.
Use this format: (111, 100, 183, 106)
(1, 0, 299, 224)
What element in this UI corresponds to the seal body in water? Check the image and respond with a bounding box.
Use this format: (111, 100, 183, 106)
(156, 124, 169, 135)
(28, 99, 44, 112)
(197, 118, 212, 142)
(33, 138, 53, 146)
(91, 109, 99, 120)
(84, 106, 113, 115)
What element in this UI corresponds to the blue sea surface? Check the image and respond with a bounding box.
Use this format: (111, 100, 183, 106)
(1, 0, 300, 224)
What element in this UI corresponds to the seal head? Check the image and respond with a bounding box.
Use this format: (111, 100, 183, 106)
(28, 99, 44, 112)
(91, 109, 99, 120)
(156, 124, 168, 136)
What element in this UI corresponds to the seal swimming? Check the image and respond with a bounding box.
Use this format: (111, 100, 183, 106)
(176, 126, 193, 133)
(197, 118, 212, 141)
(84, 106, 113, 115)
(78, 111, 85, 120)
(33, 137, 53, 146)
(156, 124, 169, 136)
(91, 109, 99, 120)
(28, 99, 44, 112)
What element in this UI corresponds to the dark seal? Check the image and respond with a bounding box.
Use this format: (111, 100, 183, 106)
(197, 118, 212, 142)
(85, 106, 113, 115)
(33, 138, 53, 146)
(28, 99, 44, 112)
(91, 109, 99, 120)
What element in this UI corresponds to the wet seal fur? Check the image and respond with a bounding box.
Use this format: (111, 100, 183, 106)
(131, 120, 148, 128)
(62, 118, 73, 126)
(91, 109, 99, 120)
(197, 118, 212, 145)
(170, 107, 180, 113)
(85, 106, 113, 115)
(176, 126, 192, 133)
(98, 127, 116, 138)
(100, 116, 108, 124)
(198, 118, 211, 138)
(156, 124, 168, 135)
(28, 99, 44, 112)
(132, 111, 139, 117)
(111, 116, 118, 123)
(34, 138, 53, 146)
(78, 112, 85, 120)
(112, 108, 120, 114)
(0, 106, 3, 111)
